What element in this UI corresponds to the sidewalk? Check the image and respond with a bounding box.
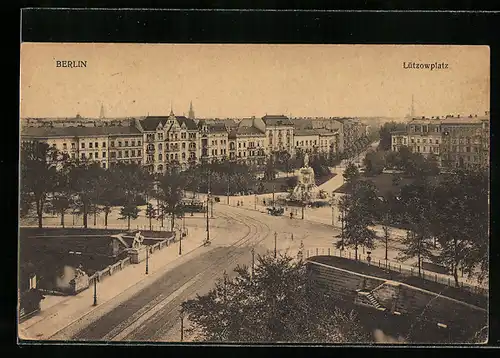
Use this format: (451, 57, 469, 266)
(18, 227, 209, 341)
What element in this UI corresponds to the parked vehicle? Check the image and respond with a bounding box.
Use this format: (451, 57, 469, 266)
(267, 207, 284, 216)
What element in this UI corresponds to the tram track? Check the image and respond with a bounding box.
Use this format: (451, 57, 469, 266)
(69, 207, 272, 341)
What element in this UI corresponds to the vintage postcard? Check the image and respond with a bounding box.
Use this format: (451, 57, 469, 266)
(18, 43, 489, 344)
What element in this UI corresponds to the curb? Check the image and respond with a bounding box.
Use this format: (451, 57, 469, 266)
(22, 240, 208, 341)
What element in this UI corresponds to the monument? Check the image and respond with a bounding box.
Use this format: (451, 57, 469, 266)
(290, 153, 321, 203)
(69, 264, 90, 294)
(128, 231, 148, 264)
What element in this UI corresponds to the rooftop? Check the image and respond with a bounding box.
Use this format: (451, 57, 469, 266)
(21, 125, 142, 138)
(294, 129, 319, 136)
(262, 115, 294, 126)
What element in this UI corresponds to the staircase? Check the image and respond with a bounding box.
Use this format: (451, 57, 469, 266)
(355, 290, 386, 311)
(365, 292, 384, 310)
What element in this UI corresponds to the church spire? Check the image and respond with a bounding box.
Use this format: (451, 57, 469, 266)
(188, 101, 195, 119)
(99, 103, 105, 119)
(169, 101, 174, 116)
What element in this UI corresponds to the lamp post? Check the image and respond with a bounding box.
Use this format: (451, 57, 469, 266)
(251, 247, 255, 279)
(145, 245, 149, 275)
(254, 194, 257, 210)
(210, 197, 214, 218)
(180, 310, 185, 342)
(206, 192, 211, 245)
(274, 232, 277, 258)
(92, 278, 97, 306)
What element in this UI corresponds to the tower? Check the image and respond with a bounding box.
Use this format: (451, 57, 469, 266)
(170, 102, 174, 117)
(99, 103, 105, 119)
(410, 95, 415, 117)
(188, 101, 195, 119)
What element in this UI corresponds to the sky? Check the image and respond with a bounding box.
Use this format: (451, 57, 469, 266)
(20, 44, 490, 119)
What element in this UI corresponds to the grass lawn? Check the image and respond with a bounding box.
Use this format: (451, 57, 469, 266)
(309, 255, 486, 309)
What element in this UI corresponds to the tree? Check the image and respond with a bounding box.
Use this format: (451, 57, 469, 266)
(378, 122, 406, 151)
(363, 150, 386, 176)
(21, 141, 62, 228)
(119, 203, 140, 231)
(158, 169, 185, 232)
(50, 195, 72, 228)
(337, 180, 379, 260)
(68, 161, 104, 228)
(181, 252, 368, 343)
(145, 203, 156, 231)
(343, 162, 360, 185)
(430, 169, 489, 286)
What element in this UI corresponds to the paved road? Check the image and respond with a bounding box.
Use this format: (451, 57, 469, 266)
(58, 209, 273, 341)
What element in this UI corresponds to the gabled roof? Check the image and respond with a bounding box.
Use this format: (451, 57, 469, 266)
(139, 116, 169, 131)
(21, 125, 142, 138)
(262, 115, 294, 126)
(294, 129, 319, 136)
(175, 116, 198, 130)
(236, 126, 265, 136)
(291, 118, 314, 130)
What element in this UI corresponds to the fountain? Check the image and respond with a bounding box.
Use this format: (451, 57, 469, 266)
(289, 153, 321, 203)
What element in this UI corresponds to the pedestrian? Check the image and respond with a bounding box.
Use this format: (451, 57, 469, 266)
(290, 212, 293, 219)
(263, 199, 266, 206)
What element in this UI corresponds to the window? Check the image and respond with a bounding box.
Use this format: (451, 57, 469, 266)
(102, 163, 106, 169)
(158, 133, 163, 140)
(182, 152, 186, 159)
(131, 150, 135, 157)
(131, 140, 135, 147)
(159, 153, 162, 161)
(102, 152, 106, 158)
(181, 142, 185, 149)
(118, 151, 122, 158)
(158, 143, 163, 151)
(220, 140, 224, 145)
(296, 141, 299, 146)
(118, 141, 122, 147)
(81, 143, 85, 149)
(72, 143, 76, 149)
(138, 160, 142, 165)
(125, 140, 129, 147)
(111, 141, 115, 147)
(111, 152, 116, 158)
(125, 150, 129, 158)
(417, 139, 420, 143)
(170, 154, 174, 160)
(138, 140, 141, 146)
(181, 133, 186, 139)
(411, 138, 415, 144)
(417, 146, 420, 152)
(423, 139, 427, 144)
(175, 153, 178, 159)
(243, 142, 246, 148)
(435, 139, 439, 144)
(102, 142, 106, 148)
(466, 146, 471, 152)
(71, 153, 76, 159)
(95, 142, 98, 148)
(81, 153, 86, 159)
(89, 153, 93, 159)
(215, 149, 218, 156)
(138, 150, 142, 156)
(95, 152, 99, 158)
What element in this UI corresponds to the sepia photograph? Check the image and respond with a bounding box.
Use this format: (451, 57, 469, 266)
(18, 43, 489, 345)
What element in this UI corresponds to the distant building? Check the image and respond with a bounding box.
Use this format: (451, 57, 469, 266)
(262, 115, 295, 155)
(390, 113, 490, 169)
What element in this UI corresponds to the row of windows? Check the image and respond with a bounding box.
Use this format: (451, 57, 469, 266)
(211, 149, 227, 156)
(80, 141, 106, 149)
(296, 140, 318, 146)
(153, 142, 197, 151)
(410, 138, 439, 145)
(81, 151, 107, 159)
(212, 139, 227, 146)
(110, 139, 142, 148)
(156, 152, 196, 161)
(110, 150, 142, 158)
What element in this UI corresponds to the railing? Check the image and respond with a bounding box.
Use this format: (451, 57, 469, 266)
(298, 247, 488, 297)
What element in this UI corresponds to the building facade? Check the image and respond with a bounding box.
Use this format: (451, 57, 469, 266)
(390, 113, 490, 169)
(262, 115, 295, 156)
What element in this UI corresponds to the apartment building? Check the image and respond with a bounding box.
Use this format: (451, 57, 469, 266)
(262, 115, 294, 155)
(390, 113, 490, 169)
(198, 120, 229, 163)
(294, 129, 319, 154)
(21, 126, 142, 169)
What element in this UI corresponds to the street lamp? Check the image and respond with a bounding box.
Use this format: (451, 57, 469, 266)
(180, 310, 185, 342)
(92, 278, 98, 306)
(274, 232, 278, 258)
(145, 245, 149, 275)
(206, 191, 211, 245)
(254, 193, 257, 210)
(251, 247, 255, 279)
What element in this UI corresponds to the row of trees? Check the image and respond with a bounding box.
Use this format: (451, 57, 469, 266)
(337, 163, 488, 286)
(21, 141, 186, 231)
(363, 146, 440, 177)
